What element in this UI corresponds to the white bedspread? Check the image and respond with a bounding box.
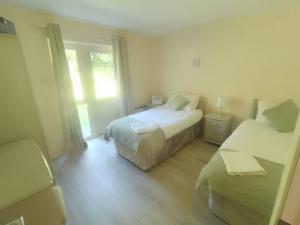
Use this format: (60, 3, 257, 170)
(129, 106, 203, 139)
(131, 121, 158, 134)
(221, 119, 293, 165)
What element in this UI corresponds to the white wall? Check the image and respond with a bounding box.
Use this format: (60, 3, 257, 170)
(158, 3, 300, 128)
(0, 35, 46, 152)
(0, 4, 159, 158)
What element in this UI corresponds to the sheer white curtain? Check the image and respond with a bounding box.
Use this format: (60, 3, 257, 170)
(112, 37, 133, 116)
(47, 23, 87, 152)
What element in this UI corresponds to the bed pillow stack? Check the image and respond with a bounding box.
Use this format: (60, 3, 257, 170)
(263, 100, 299, 132)
(166, 95, 189, 111)
(183, 93, 201, 111)
(256, 101, 278, 125)
(256, 99, 299, 132)
(166, 93, 201, 111)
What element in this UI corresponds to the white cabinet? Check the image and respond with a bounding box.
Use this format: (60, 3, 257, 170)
(204, 112, 232, 145)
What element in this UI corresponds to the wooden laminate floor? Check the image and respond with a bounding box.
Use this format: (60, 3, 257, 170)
(53, 137, 227, 225)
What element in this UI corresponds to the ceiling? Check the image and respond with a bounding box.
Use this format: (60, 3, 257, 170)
(1, 0, 296, 36)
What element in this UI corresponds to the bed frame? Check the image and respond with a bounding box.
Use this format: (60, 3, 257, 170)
(114, 97, 204, 171)
(115, 121, 201, 171)
(209, 189, 269, 225)
(208, 99, 270, 225)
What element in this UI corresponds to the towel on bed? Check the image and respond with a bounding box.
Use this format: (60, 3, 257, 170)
(104, 117, 165, 152)
(131, 121, 158, 134)
(220, 149, 267, 176)
(195, 151, 283, 218)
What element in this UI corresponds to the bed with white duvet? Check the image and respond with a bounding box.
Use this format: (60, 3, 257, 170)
(105, 93, 203, 171)
(196, 100, 296, 225)
(129, 105, 203, 140)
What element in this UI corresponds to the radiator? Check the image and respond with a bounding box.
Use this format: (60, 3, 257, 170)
(0, 17, 16, 35)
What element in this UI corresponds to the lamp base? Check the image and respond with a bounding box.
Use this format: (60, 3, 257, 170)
(217, 108, 225, 117)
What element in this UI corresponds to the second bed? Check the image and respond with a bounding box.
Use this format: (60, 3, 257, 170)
(196, 100, 294, 225)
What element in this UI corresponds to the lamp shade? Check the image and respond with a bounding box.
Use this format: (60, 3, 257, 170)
(216, 96, 225, 109)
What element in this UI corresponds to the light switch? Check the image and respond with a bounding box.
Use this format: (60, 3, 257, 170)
(192, 58, 200, 67)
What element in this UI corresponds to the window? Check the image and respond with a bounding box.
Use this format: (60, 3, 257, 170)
(91, 52, 116, 99)
(77, 104, 91, 138)
(66, 49, 84, 102)
(66, 49, 91, 138)
(65, 41, 118, 139)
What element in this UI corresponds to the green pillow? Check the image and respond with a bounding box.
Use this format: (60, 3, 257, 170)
(263, 99, 299, 132)
(166, 95, 189, 111)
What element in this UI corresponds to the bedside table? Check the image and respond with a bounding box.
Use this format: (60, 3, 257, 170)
(204, 112, 233, 145)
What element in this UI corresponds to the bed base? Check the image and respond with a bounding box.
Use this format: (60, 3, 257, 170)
(115, 122, 201, 171)
(209, 188, 269, 225)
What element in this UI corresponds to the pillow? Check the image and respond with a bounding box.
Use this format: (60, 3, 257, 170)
(182, 93, 201, 111)
(263, 99, 299, 132)
(166, 95, 189, 111)
(166, 93, 201, 111)
(256, 100, 278, 124)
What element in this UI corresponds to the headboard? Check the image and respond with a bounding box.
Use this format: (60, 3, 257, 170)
(166, 93, 204, 111)
(250, 99, 259, 119)
(197, 97, 205, 111)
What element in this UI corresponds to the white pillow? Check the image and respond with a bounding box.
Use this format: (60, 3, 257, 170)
(182, 93, 201, 111)
(165, 94, 189, 111)
(167, 93, 200, 111)
(256, 100, 278, 124)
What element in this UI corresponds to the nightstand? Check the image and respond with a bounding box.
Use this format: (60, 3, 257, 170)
(204, 112, 233, 145)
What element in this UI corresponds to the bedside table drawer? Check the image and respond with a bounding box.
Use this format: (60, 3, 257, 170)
(205, 124, 226, 134)
(205, 128, 226, 139)
(204, 112, 233, 145)
(208, 119, 228, 129)
(204, 130, 225, 144)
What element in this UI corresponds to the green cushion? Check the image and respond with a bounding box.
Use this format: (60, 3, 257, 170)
(166, 95, 189, 111)
(263, 99, 299, 132)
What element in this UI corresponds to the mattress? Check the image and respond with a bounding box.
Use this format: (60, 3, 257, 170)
(129, 106, 203, 139)
(221, 119, 293, 165)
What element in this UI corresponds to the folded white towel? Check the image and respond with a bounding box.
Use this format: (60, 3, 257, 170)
(131, 121, 158, 134)
(220, 149, 267, 176)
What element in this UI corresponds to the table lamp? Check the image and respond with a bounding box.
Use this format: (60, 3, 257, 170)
(216, 96, 225, 116)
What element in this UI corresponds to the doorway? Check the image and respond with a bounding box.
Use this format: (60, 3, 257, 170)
(65, 41, 120, 140)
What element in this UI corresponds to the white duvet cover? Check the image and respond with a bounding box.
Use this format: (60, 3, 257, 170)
(221, 119, 293, 165)
(129, 106, 203, 139)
